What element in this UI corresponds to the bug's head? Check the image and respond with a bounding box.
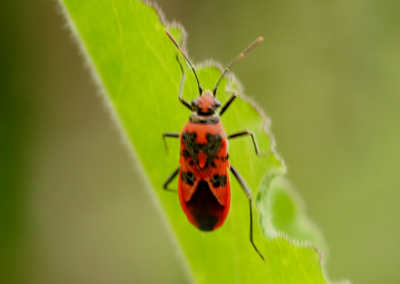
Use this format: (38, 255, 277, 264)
(191, 91, 221, 115)
(165, 29, 263, 114)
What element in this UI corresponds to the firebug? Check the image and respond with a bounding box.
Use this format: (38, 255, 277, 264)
(162, 30, 266, 260)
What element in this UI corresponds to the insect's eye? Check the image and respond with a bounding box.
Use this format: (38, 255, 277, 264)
(191, 99, 200, 109)
(213, 99, 221, 109)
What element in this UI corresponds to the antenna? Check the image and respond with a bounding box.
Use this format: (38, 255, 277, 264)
(165, 30, 203, 95)
(213, 36, 264, 96)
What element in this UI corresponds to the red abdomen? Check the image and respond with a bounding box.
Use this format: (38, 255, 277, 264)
(177, 120, 231, 231)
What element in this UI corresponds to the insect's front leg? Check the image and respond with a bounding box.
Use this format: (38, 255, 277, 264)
(219, 90, 238, 116)
(175, 56, 193, 111)
(227, 130, 267, 156)
(162, 132, 179, 152)
(230, 165, 264, 261)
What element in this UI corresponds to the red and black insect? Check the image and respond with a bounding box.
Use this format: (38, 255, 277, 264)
(162, 30, 266, 260)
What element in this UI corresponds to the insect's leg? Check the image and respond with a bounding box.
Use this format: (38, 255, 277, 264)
(176, 56, 193, 111)
(219, 90, 238, 116)
(230, 165, 264, 261)
(227, 130, 267, 156)
(163, 166, 180, 192)
(162, 132, 180, 152)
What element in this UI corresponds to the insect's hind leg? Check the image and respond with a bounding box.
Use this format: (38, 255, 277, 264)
(230, 165, 264, 261)
(228, 130, 267, 156)
(163, 166, 180, 192)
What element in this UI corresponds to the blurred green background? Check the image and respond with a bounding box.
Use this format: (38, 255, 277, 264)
(1, 0, 400, 283)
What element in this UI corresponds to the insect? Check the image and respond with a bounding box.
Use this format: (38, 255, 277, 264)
(162, 30, 266, 260)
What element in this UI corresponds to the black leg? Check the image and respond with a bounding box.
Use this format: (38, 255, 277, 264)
(230, 165, 264, 261)
(219, 90, 238, 116)
(162, 132, 180, 152)
(228, 130, 267, 156)
(163, 167, 180, 192)
(176, 56, 193, 111)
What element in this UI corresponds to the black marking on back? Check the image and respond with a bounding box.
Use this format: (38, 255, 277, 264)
(221, 154, 229, 161)
(204, 133, 222, 169)
(182, 131, 222, 170)
(182, 131, 200, 167)
(181, 171, 195, 186)
(182, 150, 190, 159)
(211, 175, 227, 187)
(186, 180, 224, 231)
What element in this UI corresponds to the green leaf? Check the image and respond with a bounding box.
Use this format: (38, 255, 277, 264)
(59, 0, 345, 283)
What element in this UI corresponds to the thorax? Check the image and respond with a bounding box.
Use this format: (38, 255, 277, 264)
(179, 113, 228, 172)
